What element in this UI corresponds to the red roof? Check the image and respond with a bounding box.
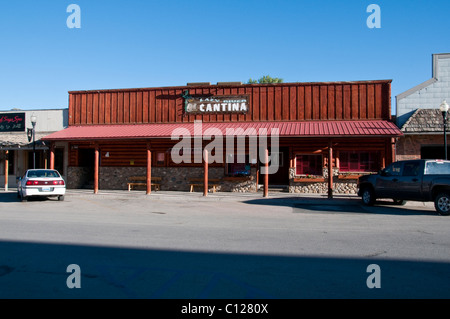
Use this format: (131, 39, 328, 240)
(42, 120, 402, 141)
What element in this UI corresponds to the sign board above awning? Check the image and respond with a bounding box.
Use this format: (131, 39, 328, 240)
(0, 113, 26, 132)
(184, 95, 249, 114)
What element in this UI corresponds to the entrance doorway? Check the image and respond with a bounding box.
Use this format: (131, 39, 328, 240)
(78, 148, 96, 189)
(258, 147, 290, 186)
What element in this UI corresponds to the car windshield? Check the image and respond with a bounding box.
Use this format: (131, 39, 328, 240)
(424, 161, 450, 175)
(27, 170, 60, 178)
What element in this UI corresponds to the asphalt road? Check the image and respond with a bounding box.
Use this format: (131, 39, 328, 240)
(0, 190, 449, 299)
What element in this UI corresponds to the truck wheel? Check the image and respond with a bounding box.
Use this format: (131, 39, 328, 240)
(434, 193, 450, 216)
(361, 187, 375, 206)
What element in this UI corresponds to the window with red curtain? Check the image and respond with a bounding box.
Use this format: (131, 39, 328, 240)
(295, 154, 323, 175)
(339, 151, 380, 172)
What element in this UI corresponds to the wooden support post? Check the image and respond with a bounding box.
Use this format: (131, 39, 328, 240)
(391, 137, 396, 163)
(146, 143, 152, 195)
(4, 150, 9, 192)
(256, 168, 259, 187)
(49, 143, 55, 170)
(203, 149, 208, 197)
(264, 148, 269, 198)
(328, 139, 333, 199)
(94, 144, 99, 194)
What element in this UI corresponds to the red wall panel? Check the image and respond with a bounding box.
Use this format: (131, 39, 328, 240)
(68, 80, 392, 126)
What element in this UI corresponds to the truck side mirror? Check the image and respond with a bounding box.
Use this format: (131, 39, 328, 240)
(379, 169, 387, 176)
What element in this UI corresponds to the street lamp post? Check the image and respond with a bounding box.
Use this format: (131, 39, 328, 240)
(440, 100, 449, 160)
(30, 115, 37, 169)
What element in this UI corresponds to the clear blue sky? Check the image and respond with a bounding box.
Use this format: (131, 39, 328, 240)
(1, 0, 449, 115)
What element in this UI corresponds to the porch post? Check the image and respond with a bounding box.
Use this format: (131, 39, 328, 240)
(328, 139, 333, 199)
(94, 144, 99, 194)
(49, 143, 55, 170)
(391, 137, 396, 163)
(203, 149, 208, 197)
(4, 150, 8, 192)
(146, 143, 152, 195)
(264, 148, 269, 198)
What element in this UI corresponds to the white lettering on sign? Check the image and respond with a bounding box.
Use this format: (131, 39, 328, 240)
(185, 96, 249, 114)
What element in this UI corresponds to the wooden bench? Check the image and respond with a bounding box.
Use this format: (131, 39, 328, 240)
(188, 178, 221, 193)
(127, 176, 162, 191)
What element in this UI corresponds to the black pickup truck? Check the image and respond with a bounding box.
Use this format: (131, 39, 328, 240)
(357, 159, 450, 215)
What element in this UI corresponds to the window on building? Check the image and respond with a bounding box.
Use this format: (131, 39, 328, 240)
(339, 151, 380, 172)
(155, 152, 166, 166)
(226, 154, 251, 177)
(295, 154, 323, 176)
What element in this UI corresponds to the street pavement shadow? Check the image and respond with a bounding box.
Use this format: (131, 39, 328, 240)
(0, 192, 57, 203)
(0, 240, 449, 299)
(243, 197, 437, 216)
(0, 192, 20, 203)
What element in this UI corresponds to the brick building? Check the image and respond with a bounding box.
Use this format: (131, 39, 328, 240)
(396, 53, 450, 160)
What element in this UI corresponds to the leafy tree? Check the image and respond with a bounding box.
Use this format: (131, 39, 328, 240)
(247, 75, 284, 84)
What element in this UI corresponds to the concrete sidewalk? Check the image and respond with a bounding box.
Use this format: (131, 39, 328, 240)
(66, 188, 357, 202)
(64, 188, 435, 208)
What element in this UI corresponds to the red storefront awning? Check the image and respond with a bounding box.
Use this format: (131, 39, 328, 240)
(42, 120, 402, 141)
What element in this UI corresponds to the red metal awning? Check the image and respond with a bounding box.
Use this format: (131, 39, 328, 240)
(42, 120, 402, 141)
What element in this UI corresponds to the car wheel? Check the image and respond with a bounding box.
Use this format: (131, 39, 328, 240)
(58, 195, 65, 201)
(434, 193, 450, 216)
(392, 199, 407, 205)
(361, 187, 375, 206)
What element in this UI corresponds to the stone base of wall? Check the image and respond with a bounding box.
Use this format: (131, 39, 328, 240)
(95, 166, 258, 192)
(67, 166, 94, 189)
(68, 165, 361, 194)
(288, 167, 359, 194)
(289, 181, 358, 194)
(221, 176, 257, 192)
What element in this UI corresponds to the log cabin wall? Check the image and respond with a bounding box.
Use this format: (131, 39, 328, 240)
(68, 80, 392, 126)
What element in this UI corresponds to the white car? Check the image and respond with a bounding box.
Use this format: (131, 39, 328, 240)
(17, 169, 66, 202)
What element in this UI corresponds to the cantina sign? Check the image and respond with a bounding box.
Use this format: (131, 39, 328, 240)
(182, 92, 249, 114)
(0, 113, 26, 132)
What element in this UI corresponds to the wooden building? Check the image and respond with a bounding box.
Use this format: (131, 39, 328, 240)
(42, 80, 402, 196)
